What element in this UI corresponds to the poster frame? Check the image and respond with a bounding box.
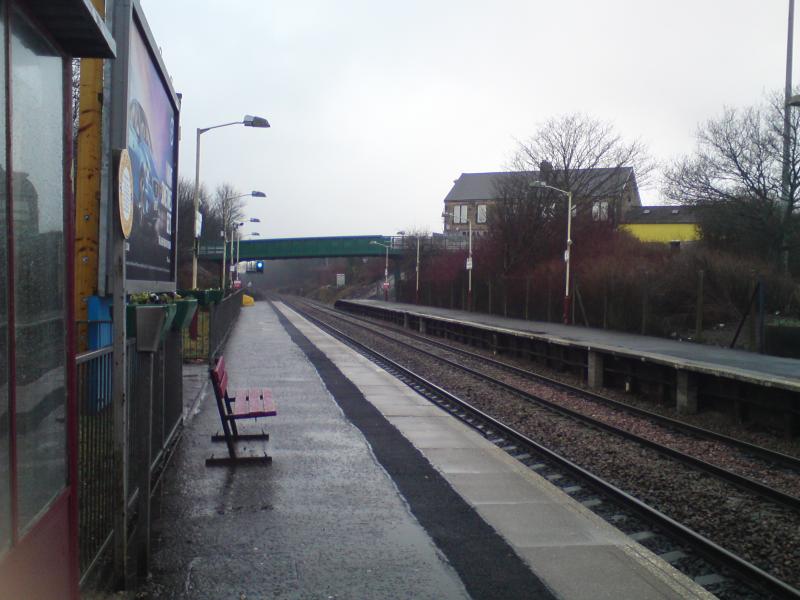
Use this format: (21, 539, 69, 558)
(107, 0, 180, 294)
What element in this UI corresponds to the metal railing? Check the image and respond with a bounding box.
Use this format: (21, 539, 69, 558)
(209, 290, 242, 362)
(77, 344, 116, 578)
(182, 308, 210, 361)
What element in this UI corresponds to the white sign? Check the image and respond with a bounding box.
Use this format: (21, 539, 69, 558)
(118, 149, 133, 239)
(466, 257, 473, 270)
(195, 210, 203, 238)
(564, 249, 570, 262)
(336, 273, 345, 287)
(383, 281, 390, 290)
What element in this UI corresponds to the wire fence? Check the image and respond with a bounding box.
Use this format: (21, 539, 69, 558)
(78, 294, 244, 583)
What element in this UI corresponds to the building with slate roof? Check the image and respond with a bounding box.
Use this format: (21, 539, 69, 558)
(620, 205, 701, 245)
(442, 164, 642, 236)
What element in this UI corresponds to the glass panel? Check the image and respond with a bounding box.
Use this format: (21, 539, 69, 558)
(0, 0, 9, 555)
(477, 204, 487, 224)
(11, 8, 67, 533)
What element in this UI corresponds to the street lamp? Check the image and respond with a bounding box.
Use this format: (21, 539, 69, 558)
(219, 191, 266, 290)
(370, 240, 391, 301)
(530, 180, 573, 325)
(191, 115, 270, 289)
(234, 217, 262, 283)
(783, 0, 797, 273)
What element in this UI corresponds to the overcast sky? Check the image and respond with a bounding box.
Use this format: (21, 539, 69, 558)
(140, 0, 792, 239)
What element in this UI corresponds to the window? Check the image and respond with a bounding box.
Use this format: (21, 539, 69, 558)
(0, 0, 7, 555)
(453, 205, 468, 224)
(11, 7, 67, 533)
(592, 201, 609, 221)
(477, 204, 487, 224)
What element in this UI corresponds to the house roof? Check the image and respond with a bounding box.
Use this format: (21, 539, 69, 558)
(622, 205, 698, 225)
(444, 168, 635, 202)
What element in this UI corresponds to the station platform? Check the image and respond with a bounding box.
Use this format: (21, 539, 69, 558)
(339, 299, 800, 394)
(146, 300, 714, 599)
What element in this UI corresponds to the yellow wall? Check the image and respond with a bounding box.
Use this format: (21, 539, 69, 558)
(620, 223, 700, 243)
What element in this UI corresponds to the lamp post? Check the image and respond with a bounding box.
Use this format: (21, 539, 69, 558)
(784, 0, 797, 273)
(234, 217, 261, 283)
(192, 114, 270, 289)
(530, 181, 573, 324)
(370, 240, 391, 301)
(219, 191, 266, 290)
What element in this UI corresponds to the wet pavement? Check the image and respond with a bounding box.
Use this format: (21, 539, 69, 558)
(143, 302, 471, 599)
(137, 299, 711, 600)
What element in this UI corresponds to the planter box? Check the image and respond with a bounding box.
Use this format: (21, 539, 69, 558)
(172, 298, 198, 330)
(177, 289, 221, 306)
(161, 303, 177, 338)
(132, 305, 167, 352)
(126, 303, 177, 350)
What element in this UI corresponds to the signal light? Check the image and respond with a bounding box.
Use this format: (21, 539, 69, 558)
(256, 261, 264, 273)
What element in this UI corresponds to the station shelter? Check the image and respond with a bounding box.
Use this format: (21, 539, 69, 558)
(0, 2, 114, 599)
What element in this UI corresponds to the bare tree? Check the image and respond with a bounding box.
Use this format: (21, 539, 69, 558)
(209, 183, 245, 241)
(663, 92, 800, 272)
(490, 113, 653, 277)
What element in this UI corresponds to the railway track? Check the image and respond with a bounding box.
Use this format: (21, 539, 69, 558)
(280, 296, 800, 600)
(321, 300, 800, 505)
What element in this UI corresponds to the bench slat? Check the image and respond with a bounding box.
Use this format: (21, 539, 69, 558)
(228, 387, 276, 419)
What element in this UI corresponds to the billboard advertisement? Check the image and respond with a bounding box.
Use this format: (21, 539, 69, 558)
(124, 13, 178, 286)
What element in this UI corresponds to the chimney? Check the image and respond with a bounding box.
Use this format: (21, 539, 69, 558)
(539, 160, 553, 180)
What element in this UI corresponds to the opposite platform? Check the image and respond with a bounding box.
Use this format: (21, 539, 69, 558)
(338, 299, 800, 391)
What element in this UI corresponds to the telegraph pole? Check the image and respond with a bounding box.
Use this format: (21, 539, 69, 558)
(781, 0, 795, 273)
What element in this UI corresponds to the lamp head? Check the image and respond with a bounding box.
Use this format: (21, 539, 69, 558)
(251, 190, 266, 198)
(249, 217, 261, 223)
(529, 180, 546, 188)
(243, 115, 270, 128)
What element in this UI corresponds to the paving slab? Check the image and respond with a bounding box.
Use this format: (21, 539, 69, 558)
(144, 302, 471, 600)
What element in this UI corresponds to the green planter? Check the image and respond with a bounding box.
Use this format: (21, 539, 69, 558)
(126, 303, 177, 346)
(177, 289, 220, 306)
(172, 298, 198, 330)
(161, 303, 177, 338)
(126, 304, 137, 337)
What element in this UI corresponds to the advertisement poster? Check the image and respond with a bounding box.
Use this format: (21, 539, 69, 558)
(125, 19, 178, 285)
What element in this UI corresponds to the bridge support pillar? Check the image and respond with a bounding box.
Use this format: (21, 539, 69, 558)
(419, 318, 426, 334)
(676, 370, 698, 414)
(403, 313, 410, 329)
(587, 351, 604, 389)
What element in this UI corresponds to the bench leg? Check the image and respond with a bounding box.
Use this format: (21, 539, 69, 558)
(211, 432, 269, 442)
(205, 454, 272, 467)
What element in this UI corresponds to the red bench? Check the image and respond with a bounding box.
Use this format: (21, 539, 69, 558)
(206, 355, 277, 466)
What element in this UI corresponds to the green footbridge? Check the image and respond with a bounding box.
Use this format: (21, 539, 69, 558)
(198, 235, 405, 260)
